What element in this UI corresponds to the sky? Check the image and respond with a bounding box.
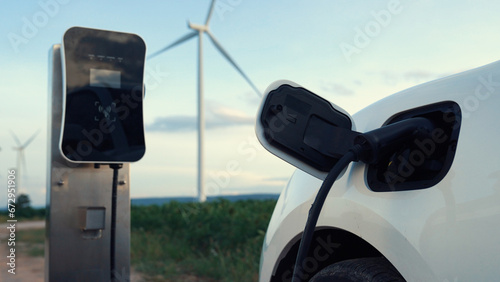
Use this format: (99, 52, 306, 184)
(1, 0, 500, 207)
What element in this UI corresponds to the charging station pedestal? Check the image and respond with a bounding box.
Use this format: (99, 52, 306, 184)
(46, 36, 140, 280)
(46, 44, 131, 281)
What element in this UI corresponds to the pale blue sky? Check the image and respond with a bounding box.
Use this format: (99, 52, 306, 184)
(2, 0, 500, 206)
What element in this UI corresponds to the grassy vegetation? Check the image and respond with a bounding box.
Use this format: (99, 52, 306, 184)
(17, 228, 45, 257)
(7, 198, 277, 281)
(0, 206, 46, 258)
(1, 194, 47, 257)
(131, 199, 277, 281)
(0, 208, 46, 222)
(0, 214, 8, 222)
(0, 193, 46, 221)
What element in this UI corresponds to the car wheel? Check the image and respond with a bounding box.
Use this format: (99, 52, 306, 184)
(309, 257, 405, 282)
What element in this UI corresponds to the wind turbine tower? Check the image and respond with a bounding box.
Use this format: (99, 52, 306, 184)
(11, 130, 39, 193)
(149, 0, 261, 202)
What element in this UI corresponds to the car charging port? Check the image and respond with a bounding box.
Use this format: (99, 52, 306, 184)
(365, 101, 461, 192)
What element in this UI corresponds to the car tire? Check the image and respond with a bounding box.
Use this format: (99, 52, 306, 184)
(309, 257, 405, 282)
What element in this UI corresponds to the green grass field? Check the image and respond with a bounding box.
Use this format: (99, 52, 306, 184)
(131, 199, 277, 281)
(12, 199, 277, 281)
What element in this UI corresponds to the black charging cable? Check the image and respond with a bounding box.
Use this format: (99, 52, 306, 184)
(291, 146, 361, 282)
(109, 163, 123, 281)
(291, 117, 434, 282)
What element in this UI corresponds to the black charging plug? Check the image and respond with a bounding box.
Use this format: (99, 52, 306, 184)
(354, 117, 435, 164)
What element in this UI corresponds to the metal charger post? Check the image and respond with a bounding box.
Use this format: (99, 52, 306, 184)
(46, 27, 146, 281)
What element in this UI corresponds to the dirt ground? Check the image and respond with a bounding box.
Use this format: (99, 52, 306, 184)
(0, 221, 144, 281)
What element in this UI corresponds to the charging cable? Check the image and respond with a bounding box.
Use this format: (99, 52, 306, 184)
(109, 163, 123, 281)
(291, 117, 434, 282)
(291, 147, 361, 281)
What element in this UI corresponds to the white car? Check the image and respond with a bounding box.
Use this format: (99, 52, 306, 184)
(257, 60, 500, 281)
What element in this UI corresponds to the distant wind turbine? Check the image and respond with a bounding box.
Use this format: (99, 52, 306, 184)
(149, 0, 261, 202)
(11, 130, 40, 192)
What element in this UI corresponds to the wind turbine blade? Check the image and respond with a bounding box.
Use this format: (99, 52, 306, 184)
(10, 130, 22, 147)
(148, 31, 198, 60)
(22, 129, 40, 149)
(206, 31, 261, 97)
(205, 0, 217, 25)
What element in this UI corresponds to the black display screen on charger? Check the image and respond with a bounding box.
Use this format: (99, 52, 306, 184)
(60, 27, 146, 163)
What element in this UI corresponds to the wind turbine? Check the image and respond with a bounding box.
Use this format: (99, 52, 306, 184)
(11, 130, 40, 193)
(149, 0, 261, 202)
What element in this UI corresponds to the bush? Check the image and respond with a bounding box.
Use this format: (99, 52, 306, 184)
(0, 193, 45, 220)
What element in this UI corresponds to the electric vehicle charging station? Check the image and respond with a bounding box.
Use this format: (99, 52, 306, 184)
(46, 27, 146, 281)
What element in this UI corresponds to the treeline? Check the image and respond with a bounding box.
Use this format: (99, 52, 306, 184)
(0, 194, 45, 219)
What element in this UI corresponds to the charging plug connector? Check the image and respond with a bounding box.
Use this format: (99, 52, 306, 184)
(354, 117, 435, 164)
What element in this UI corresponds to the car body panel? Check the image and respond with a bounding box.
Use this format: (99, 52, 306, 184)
(259, 60, 500, 281)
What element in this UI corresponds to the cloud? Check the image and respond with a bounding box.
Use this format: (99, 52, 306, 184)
(320, 81, 355, 96)
(147, 102, 254, 132)
(147, 115, 197, 132)
(207, 101, 254, 125)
